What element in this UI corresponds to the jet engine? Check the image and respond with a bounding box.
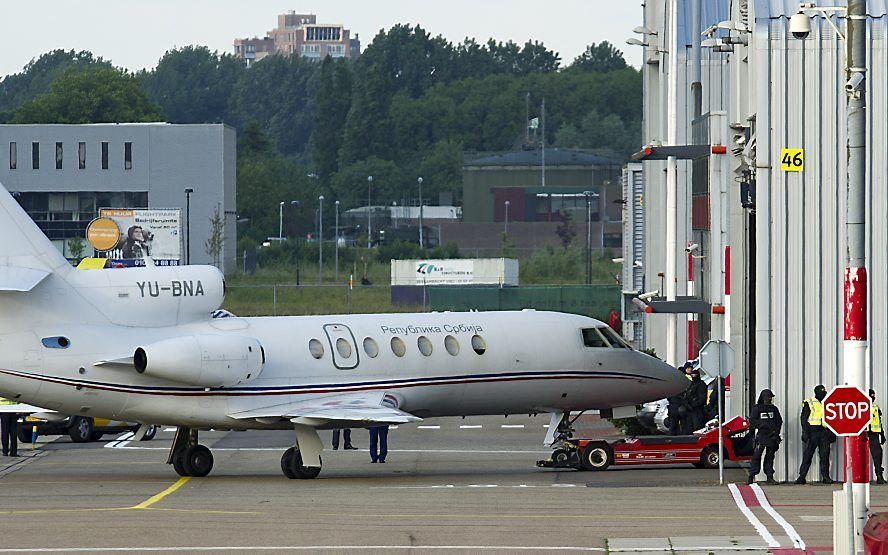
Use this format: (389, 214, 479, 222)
(133, 335, 264, 387)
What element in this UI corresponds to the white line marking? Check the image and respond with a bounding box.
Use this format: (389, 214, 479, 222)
(163, 427, 177, 432)
(104, 432, 135, 449)
(727, 483, 779, 548)
(109, 447, 550, 454)
(799, 515, 833, 522)
(460, 425, 482, 429)
(501, 425, 525, 429)
(417, 425, 441, 429)
(751, 484, 806, 549)
(371, 483, 580, 490)
(0, 545, 780, 553)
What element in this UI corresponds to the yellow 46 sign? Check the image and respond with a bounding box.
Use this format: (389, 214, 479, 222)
(781, 148, 804, 172)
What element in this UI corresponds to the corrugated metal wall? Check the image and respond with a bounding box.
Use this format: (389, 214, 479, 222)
(741, 0, 888, 480)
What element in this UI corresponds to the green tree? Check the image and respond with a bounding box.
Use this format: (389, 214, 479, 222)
(0, 50, 112, 121)
(11, 67, 163, 123)
(140, 46, 243, 123)
(338, 71, 392, 165)
(205, 203, 226, 269)
(570, 42, 629, 72)
(310, 57, 353, 181)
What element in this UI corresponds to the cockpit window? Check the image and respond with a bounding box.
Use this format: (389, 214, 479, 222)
(581, 328, 609, 348)
(600, 327, 630, 349)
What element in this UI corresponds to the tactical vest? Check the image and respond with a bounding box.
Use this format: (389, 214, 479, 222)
(871, 402, 882, 433)
(804, 398, 823, 426)
(0, 397, 16, 406)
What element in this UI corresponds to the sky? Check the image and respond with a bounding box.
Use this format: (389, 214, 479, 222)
(0, 1, 643, 78)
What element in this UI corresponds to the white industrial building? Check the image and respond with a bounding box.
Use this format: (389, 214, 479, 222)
(630, 0, 888, 482)
(0, 124, 237, 272)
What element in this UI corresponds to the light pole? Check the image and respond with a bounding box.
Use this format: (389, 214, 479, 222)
(367, 175, 373, 247)
(318, 195, 324, 284)
(184, 187, 193, 265)
(334, 200, 340, 281)
(417, 177, 424, 248)
(504, 200, 510, 235)
(584, 191, 593, 285)
(279, 201, 284, 240)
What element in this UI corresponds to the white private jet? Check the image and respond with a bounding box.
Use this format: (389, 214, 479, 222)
(0, 182, 686, 479)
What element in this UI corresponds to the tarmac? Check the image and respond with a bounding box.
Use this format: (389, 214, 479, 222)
(0, 414, 870, 554)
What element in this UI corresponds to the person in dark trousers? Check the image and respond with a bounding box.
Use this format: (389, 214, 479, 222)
(869, 389, 886, 484)
(332, 428, 357, 451)
(747, 389, 783, 484)
(0, 397, 20, 457)
(667, 392, 685, 435)
(684, 367, 708, 433)
(796, 384, 835, 484)
(369, 425, 389, 463)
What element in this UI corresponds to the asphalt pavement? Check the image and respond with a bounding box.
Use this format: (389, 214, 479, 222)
(0, 414, 867, 553)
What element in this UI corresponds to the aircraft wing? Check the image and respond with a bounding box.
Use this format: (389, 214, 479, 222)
(228, 391, 422, 425)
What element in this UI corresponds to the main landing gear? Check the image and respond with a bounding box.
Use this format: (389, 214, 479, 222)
(166, 424, 325, 479)
(167, 427, 214, 477)
(280, 424, 324, 479)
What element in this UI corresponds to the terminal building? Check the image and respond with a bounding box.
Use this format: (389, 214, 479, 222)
(0, 123, 237, 272)
(633, 0, 888, 480)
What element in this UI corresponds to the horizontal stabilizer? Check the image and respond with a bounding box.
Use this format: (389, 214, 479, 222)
(0, 267, 50, 292)
(229, 391, 422, 425)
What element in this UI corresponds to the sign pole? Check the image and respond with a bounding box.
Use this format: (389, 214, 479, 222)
(847, 437, 856, 552)
(718, 373, 724, 486)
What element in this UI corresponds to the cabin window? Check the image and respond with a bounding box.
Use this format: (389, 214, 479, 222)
(41, 336, 70, 349)
(444, 335, 460, 356)
(336, 337, 352, 359)
(363, 337, 379, 358)
(417, 336, 433, 356)
(390, 337, 406, 357)
(471, 334, 486, 355)
(600, 327, 629, 349)
(308, 338, 324, 359)
(582, 328, 609, 348)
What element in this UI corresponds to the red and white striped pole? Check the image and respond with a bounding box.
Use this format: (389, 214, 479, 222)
(687, 242, 696, 360)
(724, 245, 731, 340)
(842, 1, 867, 550)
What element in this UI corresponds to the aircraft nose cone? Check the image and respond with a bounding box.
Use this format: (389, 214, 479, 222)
(646, 356, 688, 398)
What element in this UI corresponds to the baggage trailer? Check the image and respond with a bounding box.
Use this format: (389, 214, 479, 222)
(537, 415, 753, 471)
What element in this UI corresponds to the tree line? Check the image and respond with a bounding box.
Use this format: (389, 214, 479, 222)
(0, 27, 641, 251)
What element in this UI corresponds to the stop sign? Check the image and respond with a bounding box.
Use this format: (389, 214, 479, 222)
(822, 385, 871, 436)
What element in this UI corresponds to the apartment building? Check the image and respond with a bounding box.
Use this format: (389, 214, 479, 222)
(234, 12, 360, 66)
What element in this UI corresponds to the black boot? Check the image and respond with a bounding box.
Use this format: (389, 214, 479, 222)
(746, 474, 755, 485)
(877, 475, 886, 485)
(765, 475, 778, 485)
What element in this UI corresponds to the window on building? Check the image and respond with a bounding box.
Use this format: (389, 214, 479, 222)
(9, 142, 16, 170)
(31, 142, 39, 169)
(55, 142, 63, 169)
(101, 142, 109, 170)
(78, 142, 86, 169)
(124, 142, 132, 170)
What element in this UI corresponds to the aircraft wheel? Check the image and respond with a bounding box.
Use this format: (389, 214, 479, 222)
(700, 445, 721, 469)
(182, 445, 214, 477)
(68, 416, 94, 443)
(580, 442, 613, 471)
(172, 450, 190, 477)
(281, 446, 321, 479)
(551, 448, 571, 467)
(141, 425, 158, 441)
(17, 426, 33, 444)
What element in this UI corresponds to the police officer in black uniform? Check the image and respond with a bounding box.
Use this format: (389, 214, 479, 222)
(795, 384, 835, 485)
(869, 389, 885, 485)
(747, 389, 782, 485)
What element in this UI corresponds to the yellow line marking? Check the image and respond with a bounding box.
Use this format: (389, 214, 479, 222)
(144, 507, 262, 515)
(131, 477, 190, 510)
(0, 507, 130, 515)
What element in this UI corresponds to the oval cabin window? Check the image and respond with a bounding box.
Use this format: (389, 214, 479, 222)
(363, 337, 379, 358)
(390, 337, 407, 357)
(417, 336, 433, 356)
(444, 335, 460, 356)
(471, 334, 487, 355)
(308, 338, 324, 359)
(336, 337, 353, 359)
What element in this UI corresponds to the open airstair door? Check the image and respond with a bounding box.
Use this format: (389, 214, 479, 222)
(324, 324, 359, 369)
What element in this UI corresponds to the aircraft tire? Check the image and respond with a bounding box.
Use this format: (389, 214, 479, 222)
(172, 450, 190, 477)
(141, 425, 158, 441)
(68, 416, 93, 443)
(580, 442, 613, 471)
(17, 426, 32, 444)
(183, 445, 214, 477)
(281, 446, 321, 479)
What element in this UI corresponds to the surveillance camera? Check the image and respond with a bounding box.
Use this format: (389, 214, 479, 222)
(685, 243, 700, 253)
(611, 257, 625, 264)
(846, 72, 865, 93)
(789, 12, 811, 39)
(638, 290, 660, 301)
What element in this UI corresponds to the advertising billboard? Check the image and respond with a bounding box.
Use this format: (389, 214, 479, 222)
(86, 209, 182, 266)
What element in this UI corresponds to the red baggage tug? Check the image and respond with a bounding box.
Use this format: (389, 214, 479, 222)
(537, 415, 753, 471)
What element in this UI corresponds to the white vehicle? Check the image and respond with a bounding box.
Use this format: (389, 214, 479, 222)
(0, 182, 686, 479)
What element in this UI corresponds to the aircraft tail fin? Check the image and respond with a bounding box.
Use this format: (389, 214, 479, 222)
(0, 181, 73, 279)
